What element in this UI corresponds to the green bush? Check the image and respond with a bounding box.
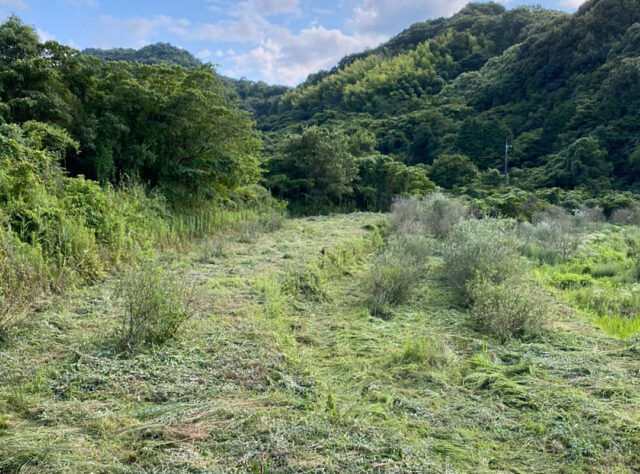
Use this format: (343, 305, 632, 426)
(387, 234, 433, 267)
(418, 193, 468, 239)
(367, 252, 420, 317)
(469, 276, 550, 342)
(591, 262, 622, 278)
(115, 263, 195, 352)
(519, 206, 584, 261)
(550, 272, 595, 289)
(441, 218, 520, 297)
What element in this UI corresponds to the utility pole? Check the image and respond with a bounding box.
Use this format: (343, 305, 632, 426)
(504, 141, 512, 186)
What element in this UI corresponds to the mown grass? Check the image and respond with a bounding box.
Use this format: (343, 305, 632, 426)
(1, 213, 639, 472)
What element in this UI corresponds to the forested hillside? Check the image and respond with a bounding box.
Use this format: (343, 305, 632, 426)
(242, 0, 640, 213)
(83, 43, 202, 68)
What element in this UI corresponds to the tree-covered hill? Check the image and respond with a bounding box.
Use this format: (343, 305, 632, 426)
(83, 42, 202, 68)
(252, 0, 640, 209)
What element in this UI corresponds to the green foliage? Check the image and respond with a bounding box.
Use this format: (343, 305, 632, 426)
(355, 154, 435, 211)
(0, 17, 262, 205)
(115, 263, 195, 352)
(441, 218, 520, 296)
(429, 154, 479, 189)
(267, 126, 358, 209)
(550, 272, 595, 289)
(394, 334, 455, 368)
(367, 251, 421, 317)
(545, 138, 612, 190)
(83, 43, 202, 68)
(284, 263, 328, 301)
(519, 207, 586, 261)
(391, 194, 467, 238)
(469, 276, 550, 341)
(251, 0, 640, 204)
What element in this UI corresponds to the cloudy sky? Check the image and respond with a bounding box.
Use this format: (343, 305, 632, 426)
(1, 0, 583, 85)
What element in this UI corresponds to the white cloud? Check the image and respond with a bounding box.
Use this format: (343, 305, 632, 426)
(557, 0, 583, 7)
(253, 0, 299, 16)
(36, 28, 55, 42)
(347, 0, 470, 35)
(92, 14, 190, 48)
(196, 48, 212, 59)
(227, 26, 385, 85)
(0, 0, 28, 10)
(81, 0, 484, 85)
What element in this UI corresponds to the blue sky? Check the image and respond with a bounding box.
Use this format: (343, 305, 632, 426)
(0, 0, 582, 85)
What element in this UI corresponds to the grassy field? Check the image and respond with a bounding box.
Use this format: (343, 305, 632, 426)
(1, 212, 639, 473)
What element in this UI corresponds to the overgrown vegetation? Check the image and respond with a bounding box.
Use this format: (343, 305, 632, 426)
(115, 263, 198, 352)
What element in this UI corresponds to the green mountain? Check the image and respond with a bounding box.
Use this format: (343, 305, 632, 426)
(83, 42, 202, 68)
(255, 0, 640, 207)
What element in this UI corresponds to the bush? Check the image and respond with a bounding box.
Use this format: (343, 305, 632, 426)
(390, 194, 467, 239)
(387, 234, 433, 267)
(521, 243, 562, 266)
(610, 203, 640, 225)
(367, 252, 420, 317)
(115, 263, 195, 352)
(418, 193, 467, 239)
(519, 206, 584, 261)
(469, 277, 550, 342)
(591, 261, 622, 278)
(389, 197, 422, 234)
(550, 272, 595, 289)
(198, 235, 228, 263)
(441, 218, 520, 297)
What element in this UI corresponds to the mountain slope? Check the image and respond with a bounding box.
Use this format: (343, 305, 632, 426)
(83, 42, 202, 68)
(258, 0, 640, 194)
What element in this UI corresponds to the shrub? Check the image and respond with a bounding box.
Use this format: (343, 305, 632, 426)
(367, 252, 420, 317)
(418, 193, 467, 239)
(591, 261, 622, 278)
(387, 234, 433, 267)
(469, 276, 550, 342)
(441, 218, 520, 297)
(198, 235, 228, 263)
(519, 207, 584, 261)
(115, 263, 195, 352)
(520, 243, 562, 266)
(389, 197, 422, 234)
(390, 194, 467, 239)
(610, 203, 640, 226)
(550, 272, 595, 289)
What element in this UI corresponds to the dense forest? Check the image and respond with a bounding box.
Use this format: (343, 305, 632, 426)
(84, 0, 640, 215)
